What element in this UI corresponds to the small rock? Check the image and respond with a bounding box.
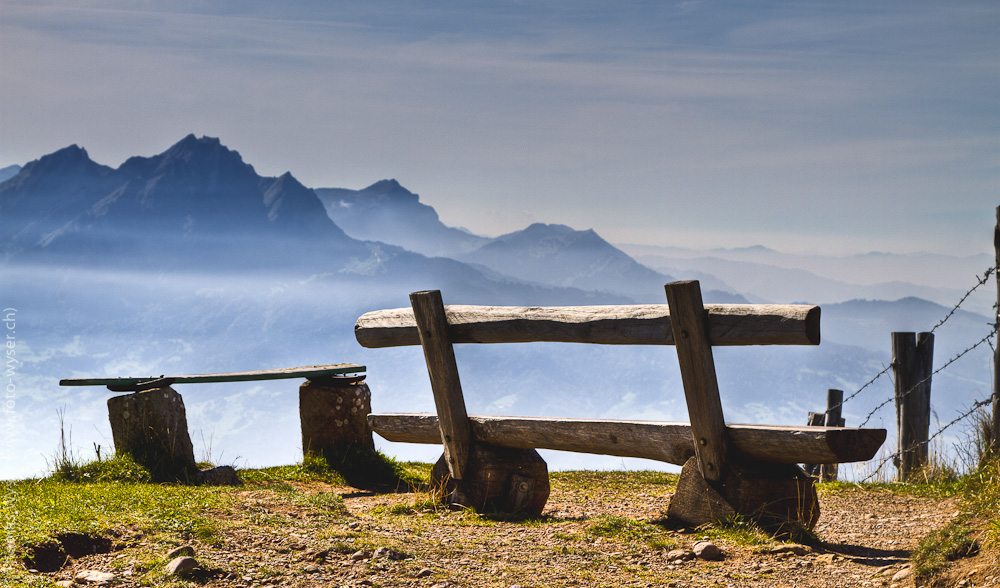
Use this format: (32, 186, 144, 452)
(692, 540, 723, 561)
(302, 564, 321, 574)
(75, 570, 116, 584)
(350, 550, 367, 561)
(416, 568, 434, 578)
(769, 544, 810, 556)
(891, 566, 913, 583)
(166, 545, 196, 559)
(197, 465, 241, 486)
(815, 553, 836, 565)
(372, 546, 406, 560)
(165, 556, 198, 577)
(665, 548, 695, 560)
(347, 521, 360, 529)
(55, 581, 74, 587)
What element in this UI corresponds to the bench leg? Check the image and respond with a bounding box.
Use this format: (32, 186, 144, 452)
(667, 455, 820, 537)
(299, 380, 375, 466)
(107, 386, 197, 482)
(430, 443, 550, 516)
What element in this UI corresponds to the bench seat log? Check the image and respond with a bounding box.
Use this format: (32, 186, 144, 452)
(368, 414, 886, 466)
(355, 304, 820, 348)
(60, 363, 366, 392)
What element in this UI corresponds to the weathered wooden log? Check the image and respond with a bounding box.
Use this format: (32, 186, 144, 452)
(355, 304, 820, 348)
(821, 389, 845, 482)
(368, 414, 886, 465)
(299, 380, 375, 464)
(410, 290, 472, 480)
(803, 412, 825, 477)
(61, 363, 365, 392)
(107, 387, 197, 482)
(667, 455, 820, 536)
(430, 444, 550, 516)
(665, 281, 728, 481)
(893, 332, 934, 481)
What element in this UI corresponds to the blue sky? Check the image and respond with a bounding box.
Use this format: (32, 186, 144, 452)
(2, 1, 998, 255)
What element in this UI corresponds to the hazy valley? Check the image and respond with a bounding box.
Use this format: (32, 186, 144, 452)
(2, 135, 993, 480)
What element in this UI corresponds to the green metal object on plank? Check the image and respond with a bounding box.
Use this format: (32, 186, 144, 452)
(60, 363, 366, 392)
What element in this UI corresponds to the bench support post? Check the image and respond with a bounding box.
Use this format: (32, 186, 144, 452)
(107, 387, 197, 482)
(410, 290, 472, 480)
(667, 455, 820, 536)
(411, 290, 550, 514)
(664, 280, 728, 481)
(430, 444, 550, 516)
(299, 380, 375, 465)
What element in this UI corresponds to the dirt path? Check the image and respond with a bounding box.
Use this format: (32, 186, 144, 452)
(44, 475, 980, 588)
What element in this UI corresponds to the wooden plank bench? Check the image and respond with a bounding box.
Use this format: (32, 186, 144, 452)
(60, 363, 368, 482)
(355, 281, 886, 533)
(60, 363, 366, 391)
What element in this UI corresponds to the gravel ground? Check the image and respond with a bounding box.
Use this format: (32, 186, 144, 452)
(31, 474, 996, 588)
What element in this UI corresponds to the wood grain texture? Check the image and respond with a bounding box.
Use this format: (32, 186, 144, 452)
(893, 331, 934, 481)
(355, 303, 820, 348)
(60, 363, 366, 390)
(367, 414, 886, 465)
(664, 281, 728, 481)
(995, 206, 1000, 456)
(410, 290, 472, 480)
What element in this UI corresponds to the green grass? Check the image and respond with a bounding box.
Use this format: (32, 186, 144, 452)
(586, 515, 679, 550)
(1, 479, 229, 564)
(908, 455, 999, 582)
(48, 452, 154, 484)
(958, 456, 1000, 549)
(912, 520, 980, 580)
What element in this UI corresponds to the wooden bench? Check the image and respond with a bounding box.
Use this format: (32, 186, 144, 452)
(60, 363, 368, 482)
(355, 282, 886, 532)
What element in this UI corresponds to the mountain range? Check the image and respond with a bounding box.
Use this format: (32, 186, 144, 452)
(1, 135, 993, 480)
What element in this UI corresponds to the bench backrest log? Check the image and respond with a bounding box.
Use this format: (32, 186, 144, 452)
(355, 303, 820, 348)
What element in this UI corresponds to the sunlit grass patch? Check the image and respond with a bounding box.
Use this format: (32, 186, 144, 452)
(912, 519, 980, 581)
(586, 515, 678, 550)
(1, 479, 229, 565)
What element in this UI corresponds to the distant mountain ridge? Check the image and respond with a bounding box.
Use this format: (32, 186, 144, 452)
(0, 164, 21, 183)
(317, 181, 744, 303)
(1, 135, 362, 268)
(0, 135, 636, 307)
(316, 179, 490, 258)
(1, 134, 993, 480)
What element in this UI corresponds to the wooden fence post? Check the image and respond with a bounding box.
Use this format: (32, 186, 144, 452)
(821, 389, 844, 482)
(892, 332, 934, 481)
(803, 389, 845, 480)
(993, 205, 1000, 459)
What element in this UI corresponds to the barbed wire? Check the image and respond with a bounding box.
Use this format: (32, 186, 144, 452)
(831, 265, 997, 418)
(824, 362, 895, 417)
(858, 329, 996, 427)
(857, 395, 994, 483)
(834, 265, 999, 483)
(928, 265, 997, 334)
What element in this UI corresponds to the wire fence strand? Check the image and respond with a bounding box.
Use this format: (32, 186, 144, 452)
(823, 264, 999, 482)
(929, 265, 997, 334)
(858, 395, 994, 483)
(858, 329, 996, 427)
